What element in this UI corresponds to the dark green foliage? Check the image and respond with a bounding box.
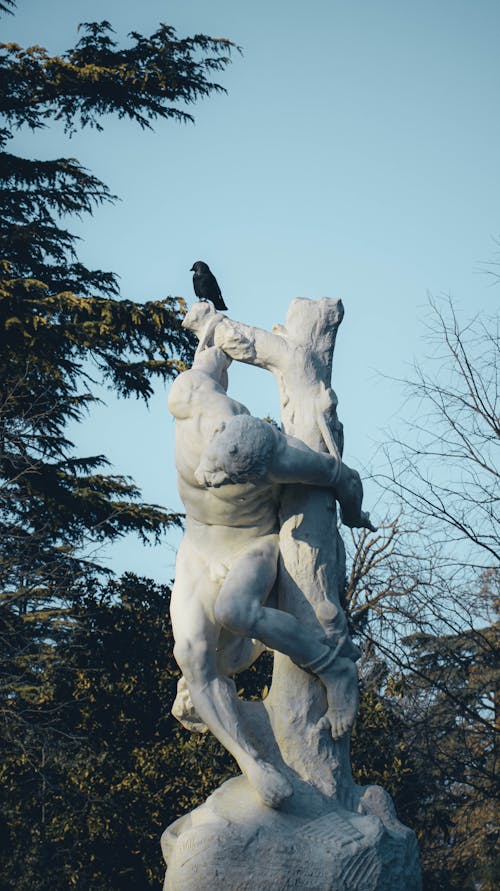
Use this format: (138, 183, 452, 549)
(399, 590, 499, 891)
(0, 3, 236, 609)
(350, 629, 499, 891)
(2, 577, 209, 889)
(0, 19, 233, 135)
(351, 679, 416, 803)
(347, 545, 499, 890)
(0, 575, 273, 889)
(0, 4, 234, 605)
(0, 6, 235, 887)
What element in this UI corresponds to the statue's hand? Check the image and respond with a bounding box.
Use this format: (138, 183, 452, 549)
(214, 320, 257, 362)
(195, 463, 228, 488)
(172, 676, 208, 734)
(341, 507, 377, 533)
(336, 465, 377, 532)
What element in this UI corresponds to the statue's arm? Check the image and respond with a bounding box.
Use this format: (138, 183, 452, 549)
(193, 414, 375, 532)
(213, 319, 289, 372)
(271, 431, 376, 532)
(167, 372, 194, 420)
(269, 431, 342, 488)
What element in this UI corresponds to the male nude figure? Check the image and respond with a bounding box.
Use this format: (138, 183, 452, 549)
(168, 346, 374, 808)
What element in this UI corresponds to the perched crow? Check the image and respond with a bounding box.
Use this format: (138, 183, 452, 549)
(190, 261, 227, 311)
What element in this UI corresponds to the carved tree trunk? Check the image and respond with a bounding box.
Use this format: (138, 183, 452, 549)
(214, 297, 355, 801)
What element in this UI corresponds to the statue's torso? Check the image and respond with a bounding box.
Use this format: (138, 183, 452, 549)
(170, 369, 279, 532)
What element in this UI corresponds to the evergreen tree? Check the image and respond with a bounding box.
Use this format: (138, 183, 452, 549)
(1, 576, 225, 890)
(0, 4, 234, 608)
(0, 5, 235, 884)
(345, 529, 499, 889)
(399, 572, 499, 890)
(343, 296, 499, 889)
(0, 573, 273, 889)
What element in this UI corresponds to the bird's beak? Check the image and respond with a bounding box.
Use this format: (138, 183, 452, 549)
(190, 265, 195, 272)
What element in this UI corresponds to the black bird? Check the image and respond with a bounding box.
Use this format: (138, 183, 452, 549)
(190, 261, 227, 311)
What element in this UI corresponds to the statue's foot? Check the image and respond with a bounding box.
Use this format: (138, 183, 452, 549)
(238, 752, 293, 809)
(172, 676, 208, 733)
(319, 656, 359, 739)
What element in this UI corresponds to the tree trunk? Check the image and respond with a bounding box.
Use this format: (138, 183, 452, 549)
(214, 297, 355, 800)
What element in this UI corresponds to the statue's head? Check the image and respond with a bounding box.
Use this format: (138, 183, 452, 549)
(195, 414, 276, 488)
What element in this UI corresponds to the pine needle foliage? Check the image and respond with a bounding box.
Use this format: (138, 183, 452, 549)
(0, 1, 235, 605)
(0, 7, 235, 884)
(0, 575, 237, 890)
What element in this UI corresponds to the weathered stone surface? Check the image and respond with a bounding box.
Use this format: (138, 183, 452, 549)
(162, 298, 421, 889)
(162, 775, 420, 890)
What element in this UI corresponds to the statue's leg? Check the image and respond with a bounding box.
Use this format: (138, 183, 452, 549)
(214, 535, 358, 739)
(216, 631, 267, 676)
(172, 635, 267, 732)
(304, 652, 359, 739)
(215, 534, 328, 663)
(171, 538, 292, 808)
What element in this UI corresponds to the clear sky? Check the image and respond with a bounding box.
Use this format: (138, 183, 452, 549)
(6, 0, 500, 580)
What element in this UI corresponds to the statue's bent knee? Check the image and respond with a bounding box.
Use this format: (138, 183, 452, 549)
(214, 594, 259, 637)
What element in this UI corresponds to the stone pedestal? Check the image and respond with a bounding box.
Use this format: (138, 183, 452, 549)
(162, 774, 420, 890)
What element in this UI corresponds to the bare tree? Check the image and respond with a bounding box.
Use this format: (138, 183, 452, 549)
(341, 298, 499, 887)
(380, 296, 499, 569)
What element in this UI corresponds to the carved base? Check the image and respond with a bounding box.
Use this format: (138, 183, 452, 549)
(162, 777, 421, 891)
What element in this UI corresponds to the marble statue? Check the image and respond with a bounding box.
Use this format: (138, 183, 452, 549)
(162, 298, 421, 890)
(168, 343, 373, 808)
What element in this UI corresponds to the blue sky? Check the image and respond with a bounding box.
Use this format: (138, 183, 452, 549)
(7, 0, 500, 579)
